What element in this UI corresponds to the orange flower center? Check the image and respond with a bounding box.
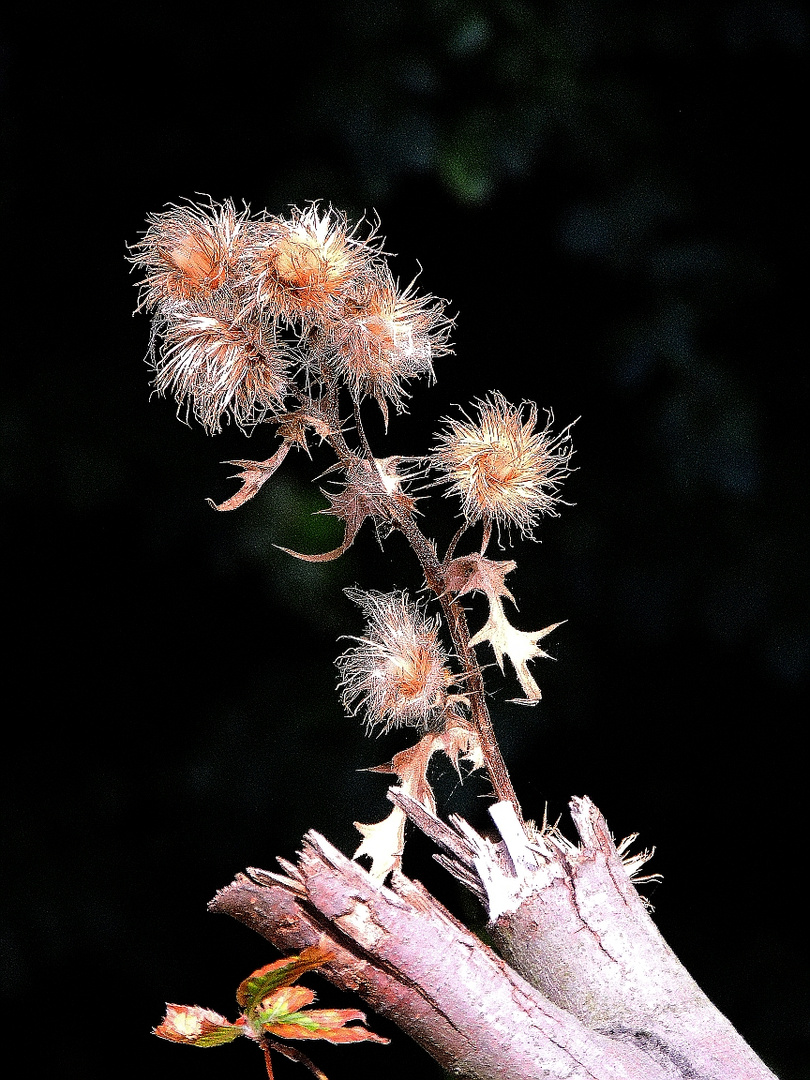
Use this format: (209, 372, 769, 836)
(377, 644, 440, 714)
(362, 314, 397, 351)
(480, 446, 518, 486)
(273, 236, 350, 293)
(167, 239, 224, 291)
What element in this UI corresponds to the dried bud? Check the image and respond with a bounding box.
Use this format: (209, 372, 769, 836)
(336, 590, 453, 733)
(321, 267, 453, 422)
(430, 391, 574, 540)
(150, 292, 290, 433)
(130, 198, 252, 311)
(242, 204, 378, 325)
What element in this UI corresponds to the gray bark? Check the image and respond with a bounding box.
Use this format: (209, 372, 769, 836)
(209, 793, 777, 1080)
(391, 789, 777, 1080)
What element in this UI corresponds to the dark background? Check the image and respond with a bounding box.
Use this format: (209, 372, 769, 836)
(3, 3, 807, 1078)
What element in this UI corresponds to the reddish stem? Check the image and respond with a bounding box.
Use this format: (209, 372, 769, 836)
(263, 1046, 275, 1080)
(320, 396, 524, 826)
(395, 511, 523, 824)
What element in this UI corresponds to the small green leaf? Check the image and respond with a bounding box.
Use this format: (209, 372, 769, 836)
(236, 946, 333, 1009)
(265, 1007, 389, 1044)
(255, 985, 316, 1026)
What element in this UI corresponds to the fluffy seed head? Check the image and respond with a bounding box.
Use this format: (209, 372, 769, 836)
(430, 392, 574, 539)
(130, 198, 252, 311)
(150, 293, 290, 433)
(243, 204, 378, 325)
(336, 589, 453, 733)
(323, 267, 453, 418)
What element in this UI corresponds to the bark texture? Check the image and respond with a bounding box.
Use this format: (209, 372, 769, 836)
(209, 794, 777, 1080)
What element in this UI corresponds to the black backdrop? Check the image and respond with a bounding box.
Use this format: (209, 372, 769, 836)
(3, 3, 807, 1078)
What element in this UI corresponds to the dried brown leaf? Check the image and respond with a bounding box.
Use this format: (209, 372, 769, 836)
(355, 718, 483, 880)
(444, 554, 517, 604)
(208, 443, 291, 512)
(277, 458, 417, 562)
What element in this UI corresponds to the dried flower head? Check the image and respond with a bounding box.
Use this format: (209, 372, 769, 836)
(323, 267, 453, 421)
(130, 198, 252, 311)
(430, 392, 574, 540)
(150, 292, 290, 433)
(336, 589, 453, 733)
(242, 204, 378, 325)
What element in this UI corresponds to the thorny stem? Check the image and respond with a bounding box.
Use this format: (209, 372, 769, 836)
(317, 403, 524, 826)
(306, 383, 354, 463)
(393, 510, 524, 825)
(480, 520, 493, 556)
(442, 522, 468, 565)
(351, 393, 376, 461)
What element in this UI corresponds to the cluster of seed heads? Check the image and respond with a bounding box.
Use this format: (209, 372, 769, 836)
(130, 199, 452, 432)
(131, 198, 575, 736)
